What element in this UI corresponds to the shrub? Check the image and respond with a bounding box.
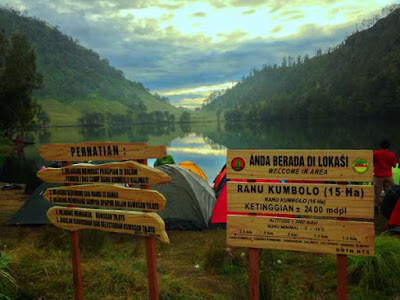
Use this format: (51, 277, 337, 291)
(348, 234, 400, 294)
(0, 254, 17, 300)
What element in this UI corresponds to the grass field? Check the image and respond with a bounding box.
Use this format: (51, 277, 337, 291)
(37, 97, 184, 127)
(1, 194, 400, 300)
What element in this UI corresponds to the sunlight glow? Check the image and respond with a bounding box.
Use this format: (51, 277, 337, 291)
(158, 81, 237, 96)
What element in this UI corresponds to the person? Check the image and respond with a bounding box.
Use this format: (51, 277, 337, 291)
(374, 140, 397, 212)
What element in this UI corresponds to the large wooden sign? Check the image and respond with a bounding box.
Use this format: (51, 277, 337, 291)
(44, 184, 166, 212)
(228, 182, 374, 218)
(37, 161, 171, 185)
(47, 207, 169, 243)
(227, 150, 373, 181)
(39, 142, 167, 161)
(227, 215, 374, 256)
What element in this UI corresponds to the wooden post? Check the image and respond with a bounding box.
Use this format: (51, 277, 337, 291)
(337, 213, 347, 300)
(337, 254, 347, 300)
(248, 248, 259, 300)
(62, 161, 84, 300)
(139, 159, 160, 300)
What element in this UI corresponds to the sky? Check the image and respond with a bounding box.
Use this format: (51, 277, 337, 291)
(1, 0, 397, 108)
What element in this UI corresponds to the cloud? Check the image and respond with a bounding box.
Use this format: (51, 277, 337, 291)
(191, 11, 206, 17)
(270, 25, 282, 33)
(242, 9, 255, 15)
(285, 13, 305, 22)
(229, 0, 266, 7)
(2, 0, 392, 109)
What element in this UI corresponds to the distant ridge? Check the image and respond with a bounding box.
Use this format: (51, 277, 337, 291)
(203, 6, 400, 121)
(0, 7, 181, 125)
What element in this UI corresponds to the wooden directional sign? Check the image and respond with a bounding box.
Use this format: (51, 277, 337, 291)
(47, 207, 169, 243)
(228, 182, 374, 218)
(37, 161, 171, 185)
(39, 142, 167, 161)
(227, 150, 373, 181)
(227, 215, 374, 256)
(44, 184, 166, 212)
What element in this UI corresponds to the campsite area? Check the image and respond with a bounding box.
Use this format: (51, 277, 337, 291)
(1, 188, 399, 300)
(1, 124, 400, 300)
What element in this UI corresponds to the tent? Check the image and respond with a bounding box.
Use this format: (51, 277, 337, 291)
(210, 167, 295, 225)
(8, 165, 216, 230)
(152, 164, 216, 230)
(178, 161, 208, 183)
(7, 182, 59, 225)
(393, 164, 400, 185)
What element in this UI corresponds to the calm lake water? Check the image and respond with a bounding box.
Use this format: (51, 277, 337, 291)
(3, 118, 400, 189)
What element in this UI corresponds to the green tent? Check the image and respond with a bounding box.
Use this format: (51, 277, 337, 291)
(7, 182, 60, 225)
(152, 165, 216, 230)
(8, 165, 216, 230)
(393, 164, 400, 185)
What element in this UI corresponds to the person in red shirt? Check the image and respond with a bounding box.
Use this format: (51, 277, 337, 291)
(374, 140, 397, 212)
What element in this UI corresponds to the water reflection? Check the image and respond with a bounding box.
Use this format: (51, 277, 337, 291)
(2, 118, 400, 187)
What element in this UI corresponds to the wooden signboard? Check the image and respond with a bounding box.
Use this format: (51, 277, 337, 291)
(39, 142, 167, 162)
(44, 184, 166, 212)
(227, 215, 374, 256)
(37, 161, 171, 185)
(47, 207, 169, 243)
(227, 182, 374, 218)
(227, 150, 373, 181)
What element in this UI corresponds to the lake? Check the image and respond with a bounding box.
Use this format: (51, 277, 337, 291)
(2, 118, 400, 190)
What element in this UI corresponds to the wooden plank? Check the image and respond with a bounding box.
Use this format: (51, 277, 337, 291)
(47, 206, 169, 244)
(39, 142, 167, 161)
(70, 231, 84, 300)
(227, 182, 374, 218)
(227, 150, 373, 181)
(227, 215, 374, 256)
(61, 161, 84, 300)
(44, 184, 166, 212)
(248, 248, 259, 300)
(37, 161, 171, 185)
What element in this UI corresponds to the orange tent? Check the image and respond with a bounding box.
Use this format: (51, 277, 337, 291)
(178, 161, 208, 183)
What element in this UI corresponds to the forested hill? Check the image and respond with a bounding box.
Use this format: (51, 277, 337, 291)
(204, 7, 400, 121)
(0, 7, 180, 125)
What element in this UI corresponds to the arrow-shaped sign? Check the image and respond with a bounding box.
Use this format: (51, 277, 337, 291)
(44, 184, 166, 211)
(47, 207, 169, 243)
(37, 161, 171, 185)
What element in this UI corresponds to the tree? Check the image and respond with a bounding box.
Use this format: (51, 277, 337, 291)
(0, 31, 42, 130)
(36, 107, 50, 127)
(179, 111, 191, 123)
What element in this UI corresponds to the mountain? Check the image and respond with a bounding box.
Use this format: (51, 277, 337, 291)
(203, 7, 400, 121)
(0, 7, 181, 126)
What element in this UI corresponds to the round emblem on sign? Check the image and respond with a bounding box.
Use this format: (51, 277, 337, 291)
(352, 159, 369, 174)
(231, 157, 245, 171)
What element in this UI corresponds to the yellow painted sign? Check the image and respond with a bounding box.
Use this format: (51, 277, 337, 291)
(37, 161, 171, 185)
(44, 184, 166, 211)
(47, 207, 169, 243)
(39, 142, 167, 161)
(227, 182, 374, 218)
(227, 150, 373, 181)
(227, 215, 374, 256)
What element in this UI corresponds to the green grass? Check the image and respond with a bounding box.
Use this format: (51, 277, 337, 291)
(0, 253, 17, 300)
(1, 224, 400, 300)
(38, 96, 183, 127)
(348, 234, 400, 295)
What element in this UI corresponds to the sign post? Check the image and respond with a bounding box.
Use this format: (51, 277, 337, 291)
(248, 248, 259, 300)
(62, 161, 84, 300)
(140, 159, 159, 300)
(39, 142, 170, 300)
(226, 149, 374, 300)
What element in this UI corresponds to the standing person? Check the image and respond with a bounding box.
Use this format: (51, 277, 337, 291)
(374, 140, 397, 212)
